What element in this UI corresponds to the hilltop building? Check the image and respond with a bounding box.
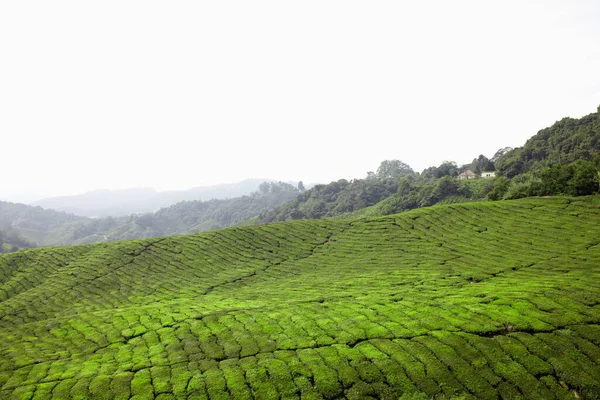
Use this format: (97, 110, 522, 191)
(458, 170, 477, 180)
(481, 171, 496, 178)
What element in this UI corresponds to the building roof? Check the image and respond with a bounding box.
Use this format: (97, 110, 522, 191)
(459, 170, 477, 177)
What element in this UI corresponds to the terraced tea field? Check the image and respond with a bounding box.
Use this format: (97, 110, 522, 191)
(1, 197, 600, 399)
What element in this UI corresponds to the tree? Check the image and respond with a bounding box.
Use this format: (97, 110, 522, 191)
(569, 160, 599, 196)
(269, 182, 282, 194)
(495, 148, 526, 178)
(491, 147, 513, 162)
(487, 177, 511, 200)
(433, 176, 460, 199)
(469, 155, 495, 174)
(258, 182, 271, 195)
(376, 160, 414, 179)
(298, 181, 305, 192)
(435, 161, 459, 178)
(423, 161, 459, 179)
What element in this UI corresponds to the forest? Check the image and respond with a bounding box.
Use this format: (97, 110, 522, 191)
(260, 106, 600, 222)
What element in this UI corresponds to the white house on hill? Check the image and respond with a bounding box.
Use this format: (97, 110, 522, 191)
(481, 171, 496, 178)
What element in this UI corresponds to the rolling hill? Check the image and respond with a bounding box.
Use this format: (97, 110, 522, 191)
(1, 197, 600, 399)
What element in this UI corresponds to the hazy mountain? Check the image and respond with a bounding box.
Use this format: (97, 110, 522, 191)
(31, 179, 278, 217)
(1, 181, 302, 247)
(0, 226, 36, 253)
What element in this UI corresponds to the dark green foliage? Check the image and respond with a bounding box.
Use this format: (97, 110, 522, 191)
(349, 174, 496, 218)
(0, 197, 599, 398)
(486, 176, 511, 200)
(496, 147, 527, 178)
(496, 107, 600, 177)
(259, 177, 401, 221)
(376, 160, 414, 179)
(495, 159, 600, 200)
(570, 160, 600, 195)
(421, 161, 460, 179)
(529, 160, 599, 197)
(466, 154, 495, 175)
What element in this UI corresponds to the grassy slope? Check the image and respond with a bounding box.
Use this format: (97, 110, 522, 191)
(1, 198, 600, 399)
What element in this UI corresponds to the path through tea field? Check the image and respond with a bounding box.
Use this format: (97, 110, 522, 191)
(1, 197, 600, 399)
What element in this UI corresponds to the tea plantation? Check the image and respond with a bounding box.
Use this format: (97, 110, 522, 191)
(1, 197, 600, 399)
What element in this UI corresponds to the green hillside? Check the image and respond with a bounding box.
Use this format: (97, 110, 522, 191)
(1, 197, 600, 399)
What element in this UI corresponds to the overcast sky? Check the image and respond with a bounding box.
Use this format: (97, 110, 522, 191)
(1, 1, 599, 202)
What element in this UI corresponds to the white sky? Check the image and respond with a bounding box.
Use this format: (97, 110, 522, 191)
(1, 1, 599, 202)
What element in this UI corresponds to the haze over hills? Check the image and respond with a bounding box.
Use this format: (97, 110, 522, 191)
(0, 181, 303, 248)
(31, 179, 286, 218)
(0, 227, 34, 254)
(1, 105, 598, 252)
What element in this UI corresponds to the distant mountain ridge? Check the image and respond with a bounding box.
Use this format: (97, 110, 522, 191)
(31, 179, 278, 217)
(3, 105, 599, 248)
(0, 181, 302, 247)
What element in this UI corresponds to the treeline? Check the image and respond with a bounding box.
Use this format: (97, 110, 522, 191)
(259, 161, 413, 221)
(259, 161, 498, 222)
(0, 201, 85, 231)
(366, 175, 496, 217)
(260, 105, 600, 221)
(487, 107, 600, 200)
(496, 106, 600, 178)
(0, 182, 301, 246)
(258, 158, 492, 222)
(487, 159, 599, 200)
(103, 181, 300, 241)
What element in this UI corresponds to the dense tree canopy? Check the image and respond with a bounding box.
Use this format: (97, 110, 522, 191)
(486, 107, 600, 201)
(422, 161, 460, 179)
(466, 155, 495, 174)
(259, 178, 401, 222)
(496, 108, 600, 178)
(376, 160, 414, 179)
